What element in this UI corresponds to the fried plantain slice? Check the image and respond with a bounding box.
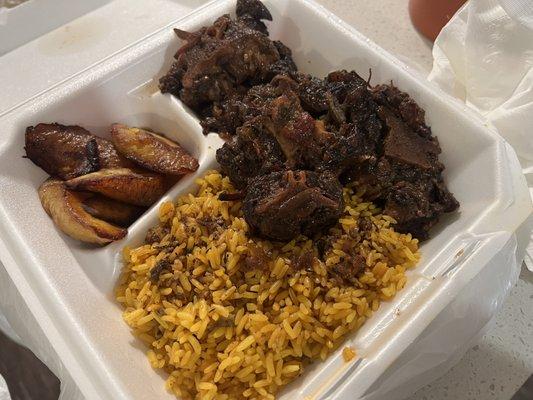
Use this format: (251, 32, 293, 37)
(110, 123, 199, 175)
(25, 123, 100, 180)
(65, 168, 166, 206)
(82, 195, 145, 226)
(94, 136, 135, 169)
(38, 178, 127, 245)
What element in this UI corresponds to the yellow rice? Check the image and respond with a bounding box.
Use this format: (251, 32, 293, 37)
(116, 170, 419, 400)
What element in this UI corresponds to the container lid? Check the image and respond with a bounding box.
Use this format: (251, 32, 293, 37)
(0, 0, 203, 115)
(0, 0, 112, 56)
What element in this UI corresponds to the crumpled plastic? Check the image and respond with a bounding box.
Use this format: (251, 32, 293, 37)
(428, 0, 533, 270)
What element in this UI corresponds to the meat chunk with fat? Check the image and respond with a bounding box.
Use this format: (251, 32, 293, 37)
(216, 77, 335, 187)
(317, 79, 458, 240)
(159, 0, 297, 136)
(384, 179, 458, 240)
(201, 74, 299, 136)
(216, 121, 286, 188)
(372, 83, 431, 137)
(375, 103, 458, 239)
(236, 0, 272, 34)
(380, 106, 441, 172)
(266, 92, 334, 169)
(243, 170, 343, 241)
(160, 14, 280, 110)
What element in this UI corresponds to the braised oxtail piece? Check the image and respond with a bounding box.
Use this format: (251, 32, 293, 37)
(159, 0, 297, 136)
(243, 170, 344, 241)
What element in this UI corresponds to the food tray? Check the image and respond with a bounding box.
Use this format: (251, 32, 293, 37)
(0, 0, 111, 56)
(0, 0, 530, 399)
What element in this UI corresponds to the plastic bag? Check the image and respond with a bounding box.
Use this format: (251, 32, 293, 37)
(429, 0, 533, 269)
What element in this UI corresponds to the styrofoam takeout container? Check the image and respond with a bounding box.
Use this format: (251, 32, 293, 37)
(0, 0, 531, 399)
(0, 0, 112, 56)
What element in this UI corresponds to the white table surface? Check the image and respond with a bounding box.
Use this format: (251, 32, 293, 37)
(0, 1, 531, 400)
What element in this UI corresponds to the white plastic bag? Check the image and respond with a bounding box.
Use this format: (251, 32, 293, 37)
(429, 0, 533, 270)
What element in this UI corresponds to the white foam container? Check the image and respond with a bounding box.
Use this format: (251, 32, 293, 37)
(0, 0, 531, 399)
(0, 0, 112, 56)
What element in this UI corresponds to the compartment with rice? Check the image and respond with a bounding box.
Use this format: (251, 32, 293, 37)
(116, 171, 419, 399)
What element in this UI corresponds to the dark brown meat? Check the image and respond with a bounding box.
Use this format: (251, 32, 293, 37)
(236, 0, 272, 34)
(160, 14, 280, 110)
(375, 105, 458, 238)
(25, 123, 100, 180)
(369, 105, 458, 239)
(159, 0, 296, 136)
(218, 191, 244, 201)
(383, 179, 458, 240)
(216, 121, 286, 188)
(202, 74, 299, 136)
(290, 70, 384, 177)
(215, 76, 334, 187)
(381, 107, 441, 171)
(372, 83, 432, 137)
(236, 0, 272, 21)
(291, 251, 315, 272)
(243, 170, 343, 241)
(320, 123, 375, 175)
(200, 80, 278, 136)
(269, 41, 298, 77)
(163, 0, 459, 242)
(295, 70, 374, 122)
(244, 244, 271, 271)
(265, 92, 334, 169)
(222, 75, 458, 241)
(338, 72, 383, 143)
(330, 254, 366, 285)
(296, 74, 331, 115)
